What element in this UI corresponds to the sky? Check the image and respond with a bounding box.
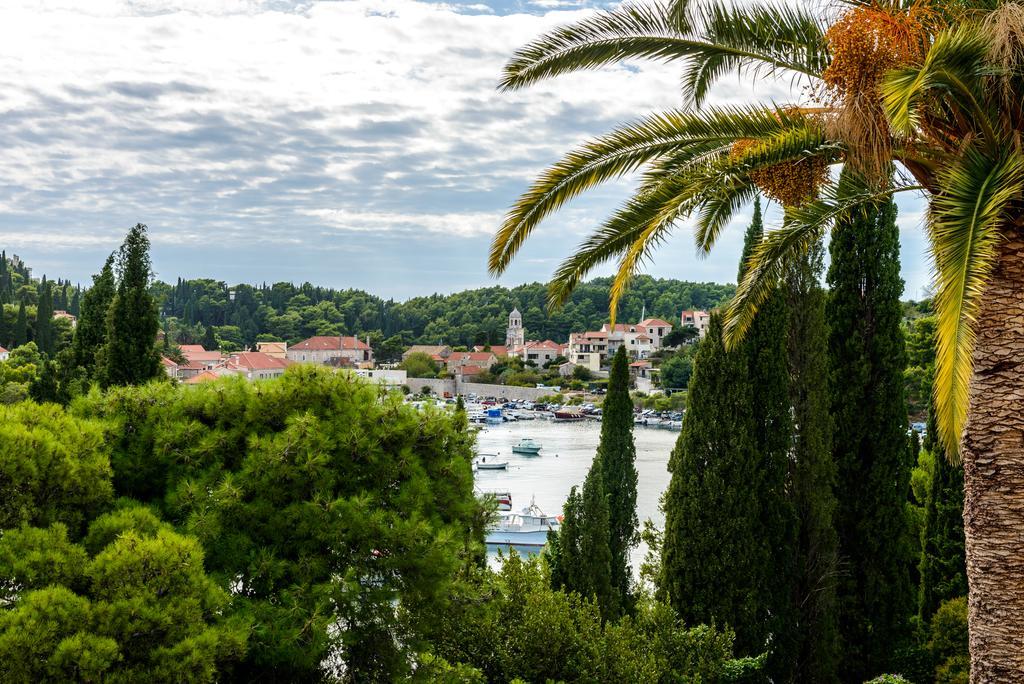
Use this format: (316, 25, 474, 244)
(0, 0, 932, 300)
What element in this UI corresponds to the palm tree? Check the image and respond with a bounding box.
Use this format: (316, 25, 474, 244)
(489, 1, 1024, 679)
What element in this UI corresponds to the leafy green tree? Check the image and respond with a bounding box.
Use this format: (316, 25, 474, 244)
(0, 401, 113, 535)
(598, 346, 638, 611)
(0, 304, 9, 348)
(0, 511, 248, 682)
(71, 254, 115, 377)
(401, 351, 440, 378)
(13, 300, 26, 347)
(786, 241, 840, 682)
(658, 353, 692, 389)
(662, 325, 698, 347)
(662, 314, 775, 663)
(550, 455, 617, 621)
(75, 366, 481, 681)
(35, 277, 53, 356)
(201, 323, 218, 351)
(102, 224, 162, 387)
(828, 196, 913, 678)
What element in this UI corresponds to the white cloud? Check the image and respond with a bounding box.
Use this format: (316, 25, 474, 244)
(0, 0, 930, 297)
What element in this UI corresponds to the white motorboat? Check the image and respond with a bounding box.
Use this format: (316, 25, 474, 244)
(485, 500, 561, 548)
(474, 453, 509, 471)
(511, 438, 542, 455)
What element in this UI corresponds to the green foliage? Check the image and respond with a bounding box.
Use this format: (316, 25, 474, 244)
(102, 225, 162, 387)
(550, 456, 617, 621)
(658, 353, 693, 389)
(919, 400, 966, 625)
(599, 346, 638, 611)
(14, 300, 27, 347)
(71, 256, 115, 377)
(929, 597, 969, 684)
(0, 402, 112, 535)
(662, 314, 788, 665)
(432, 553, 760, 683)
(828, 194, 914, 678)
(401, 351, 440, 378)
(73, 367, 481, 680)
(35, 278, 53, 356)
(0, 510, 248, 683)
(786, 241, 840, 682)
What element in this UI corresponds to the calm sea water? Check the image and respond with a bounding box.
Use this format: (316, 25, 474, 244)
(473, 419, 680, 570)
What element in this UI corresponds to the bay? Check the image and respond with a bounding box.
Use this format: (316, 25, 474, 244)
(473, 418, 679, 571)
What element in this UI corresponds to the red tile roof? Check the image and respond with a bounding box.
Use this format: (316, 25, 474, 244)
(291, 336, 370, 351)
(455, 365, 485, 376)
(476, 345, 508, 356)
(180, 345, 206, 353)
(0, 346, 8, 354)
(160, 356, 177, 367)
(640, 318, 673, 328)
(228, 351, 291, 371)
(185, 370, 221, 384)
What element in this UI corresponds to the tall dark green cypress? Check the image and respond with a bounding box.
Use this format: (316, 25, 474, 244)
(0, 305, 9, 348)
(550, 455, 617, 621)
(662, 313, 774, 658)
(102, 224, 162, 387)
(786, 241, 840, 682)
(72, 254, 116, 377)
(598, 345, 638, 610)
(827, 195, 913, 680)
(35, 276, 53, 356)
(918, 403, 966, 624)
(741, 197, 799, 677)
(13, 300, 27, 347)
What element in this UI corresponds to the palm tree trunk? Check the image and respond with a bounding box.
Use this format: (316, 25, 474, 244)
(963, 232, 1024, 682)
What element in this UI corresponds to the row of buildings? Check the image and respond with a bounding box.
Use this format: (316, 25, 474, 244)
(159, 306, 712, 385)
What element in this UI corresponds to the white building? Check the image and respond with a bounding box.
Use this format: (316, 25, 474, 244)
(353, 368, 408, 387)
(567, 331, 608, 372)
(680, 310, 711, 338)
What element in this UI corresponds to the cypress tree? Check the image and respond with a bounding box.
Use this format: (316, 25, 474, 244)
(598, 345, 638, 611)
(202, 324, 218, 351)
(786, 241, 840, 682)
(72, 254, 116, 377)
(102, 224, 162, 387)
(918, 404, 966, 624)
(13, 300, 27, 347)
(827, 195, 913, 680)
(740, 197, 800, 676)
(662, 314, 774, 658)
(0, 305, 8, 348)
(35, 277, 53, 356)
(550, 456, 617, 621)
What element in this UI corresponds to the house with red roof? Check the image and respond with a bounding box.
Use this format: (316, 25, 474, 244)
(445, 351, 497, 372)
(226, 351, 293, 380)
(639, 318, 674, 347)
(287, 335, 373, 367)
(519, 340, 563, 367)
(160, 356, 178, 378)
(180, 345, 224, 369)
(680, 310, 711, 338)
(0, 346, 9, 362)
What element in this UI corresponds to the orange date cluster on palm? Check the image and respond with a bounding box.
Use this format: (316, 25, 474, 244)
(730, 138, 829, 208)
(822, 2, 935, 99)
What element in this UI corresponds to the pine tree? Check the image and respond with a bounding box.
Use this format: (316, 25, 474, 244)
(72, 254, 116, 377)
(918, 403, 966, 624)
(0, 251, 8, 305)
(598, 345, 638, 611)
(827, 195, 913, 680)
(550, 456, 617, 621)
(786, 241, 840, 682)
(35, 277, 53, 356)
(661, 314, 775, 658)
(102, 224, 162, 387)
(13, 300, 27, 347)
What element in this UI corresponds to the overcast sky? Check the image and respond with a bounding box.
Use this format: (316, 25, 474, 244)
(0, 0, 932, 299)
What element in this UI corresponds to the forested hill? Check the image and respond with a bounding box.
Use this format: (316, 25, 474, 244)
(155, 275, 735, 353)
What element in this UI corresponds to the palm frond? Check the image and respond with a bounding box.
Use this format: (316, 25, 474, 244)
(684, 1, 829, 106)
(882, 22, 998, 142)
(722, 175, 925, 349)
(930, 147, 1024, 460)
(490, 105, 795, 275)
(500, 0, 826, 93)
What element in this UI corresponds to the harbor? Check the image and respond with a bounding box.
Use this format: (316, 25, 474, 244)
(472, 418, 678, 570)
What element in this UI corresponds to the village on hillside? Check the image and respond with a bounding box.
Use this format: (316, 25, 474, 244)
(159, 307, 710, 396)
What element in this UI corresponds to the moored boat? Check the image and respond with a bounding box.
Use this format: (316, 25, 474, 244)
(474, 454, 509, 470)
(552, 409, 584, 422)
(511, 438, 542, 455)
(485, 501, 561, 548)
